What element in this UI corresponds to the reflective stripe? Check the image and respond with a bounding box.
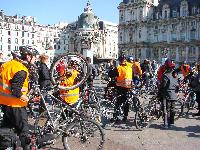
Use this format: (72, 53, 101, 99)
(116, 79, 132, 88)
(0, 82, 28, 92)
(0, 90, 16, 98)
(0, 82, 11, 91)
(60, 93, 79, 97)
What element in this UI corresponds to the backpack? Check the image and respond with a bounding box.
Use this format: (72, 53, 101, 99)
(0, 128, 20, 149)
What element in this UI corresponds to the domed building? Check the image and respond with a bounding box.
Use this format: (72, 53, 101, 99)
(65, 1, 118, 63)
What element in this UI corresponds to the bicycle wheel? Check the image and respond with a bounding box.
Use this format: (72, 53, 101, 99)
(135, 102, 156, 131)
(50, 54, 89, 90)
(62, 118, 104, 150)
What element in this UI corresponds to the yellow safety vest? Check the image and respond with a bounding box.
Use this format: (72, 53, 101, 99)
(0, 59, 29, 107)
(60, 70, 79, 104)
(116, 64, 132, 88)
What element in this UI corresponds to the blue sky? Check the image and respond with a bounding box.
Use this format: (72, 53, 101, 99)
(1, 0, 121, 25)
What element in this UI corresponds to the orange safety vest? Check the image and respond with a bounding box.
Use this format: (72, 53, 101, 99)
(116, 64, 132, 88)
(60, 70, 79, 104)
(0, 59, 29, 107)
(133, 61, 142, 77)
(181, 65, 190, 78)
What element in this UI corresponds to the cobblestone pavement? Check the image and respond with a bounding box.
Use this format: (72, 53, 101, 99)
(43, 78, 200, 150)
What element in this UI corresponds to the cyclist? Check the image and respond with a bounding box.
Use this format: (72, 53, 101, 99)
(109, 55, 133, 122)
(127, 56, 142, 85)
(0, 45, 39, 149)
(59, 60, 80, 105)
(174, 61, 191, 82)
(159, 59, 178, 128)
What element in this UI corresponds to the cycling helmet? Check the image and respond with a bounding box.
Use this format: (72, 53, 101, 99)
(164, 59, 175, 68)
(19, 45, 39, 57)
(127, 55, 134, 62)
(118, 55, 126, 62)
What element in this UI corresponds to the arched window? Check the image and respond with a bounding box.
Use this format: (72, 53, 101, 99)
(15, 38, 18, 44)
(164, 10, 167, 19)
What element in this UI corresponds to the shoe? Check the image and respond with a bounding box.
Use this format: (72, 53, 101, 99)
(160, 124, 169, 129)
(192, 112, 200, 117)
(168, 124, 175, 128)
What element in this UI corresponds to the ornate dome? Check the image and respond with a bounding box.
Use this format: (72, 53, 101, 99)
(77, 1, 99, 29)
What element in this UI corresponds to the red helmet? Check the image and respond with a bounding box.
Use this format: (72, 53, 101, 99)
(164, 59, 175, 69)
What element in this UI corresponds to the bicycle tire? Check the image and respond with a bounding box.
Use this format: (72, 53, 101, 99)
(135, 102, 155, 131)
(62, 118, 104, 150)
(50, 53, 89, 90)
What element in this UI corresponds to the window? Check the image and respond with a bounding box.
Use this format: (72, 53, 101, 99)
(22, 39, 25, 45)
(8, 31, 11, 36)
(172, 10, 177, 18)
(0, 45, 2, 50)
(139, 30, 141, 38)
(0, 37, 2, 42)
(54, 45, 56, 49)
(192, 6, 197, 15)
(180, 32, 185, 41)
(8, 38, 11, 44)
(162, 33, 167, 41)
(190, 29, 196, 40)
(15, 38, 18, 44)
(58, 45, 60, 50)
(182, 7, 187, 16)
(171, 32, 177, 41)
(15, 46, 18, 51)
(27, 40, 29, 44)
(164, 10, 167, 19)
(8, 45, 11, 51)
(22, 26, 24, 30)
(0, 30, 2, 34)
(120, 33, 122, 42)
(16, 32, 18, 36)
(32, 40, 34, 44)
(32, 34, 34, 38)
(22, 32, 25, 37)
(188, 47, 196, 57)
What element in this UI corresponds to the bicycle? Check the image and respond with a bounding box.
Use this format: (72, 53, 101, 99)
(135, 95, 183, 130)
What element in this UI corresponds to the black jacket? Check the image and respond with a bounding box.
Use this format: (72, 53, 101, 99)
(38, 62, 52, 89)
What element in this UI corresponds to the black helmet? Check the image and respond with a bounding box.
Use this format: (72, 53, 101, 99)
(19, 45, 39, 57)
(118, 55, 126, 62)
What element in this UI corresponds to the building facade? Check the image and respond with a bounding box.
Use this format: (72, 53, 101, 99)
(118, 0, 200, 63)
(0, 10, 68, 61)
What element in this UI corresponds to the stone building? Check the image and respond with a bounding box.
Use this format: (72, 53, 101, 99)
(64, 1, 118, 63)
(0, 10, 67, 61)
(118, 0, 200, 63)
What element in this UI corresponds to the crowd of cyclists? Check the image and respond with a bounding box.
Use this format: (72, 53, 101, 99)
(0, 44, 200, 149)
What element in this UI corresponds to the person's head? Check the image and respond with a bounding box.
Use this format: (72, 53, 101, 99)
(86, 57, 91, 64)
(164, 59, 175, 70)
(39, 54, 49, 64)
(19, 46, 39, 64)
(118, 55, 126, 65)
(127, 55, 134, 63)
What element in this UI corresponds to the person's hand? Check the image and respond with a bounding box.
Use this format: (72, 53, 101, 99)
(20, 95, 29, 102)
